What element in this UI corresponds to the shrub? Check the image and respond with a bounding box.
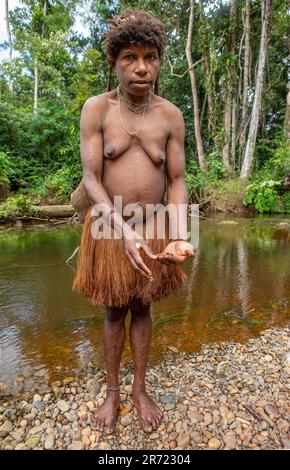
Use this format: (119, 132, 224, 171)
(0, 151, 10, 188)
(0, 194, 37, 220)
(243, 180, 283, 213)
(45, 166, 81, 203)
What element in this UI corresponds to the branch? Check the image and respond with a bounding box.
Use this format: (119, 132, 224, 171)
(167, 56, 203, 78)
(65, 246, 79, 265)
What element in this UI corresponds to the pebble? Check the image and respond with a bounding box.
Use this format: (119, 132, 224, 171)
(177, 433, 190, 449)
(223, 432, 237, 449)
(208, 437, 221, 449)
(120, 414, 133, 427)
(0, 420, 13, 437)
(56, 400, 70, 413)
(67, 441, 84, 450)
(25, 436, 40, 449)
(0, 325, 289, 451)
(44, 433, 55, 450)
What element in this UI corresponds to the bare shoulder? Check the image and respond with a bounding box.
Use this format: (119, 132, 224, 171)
(153, 95, 184, 137)
(82, 91, 113, 114)
(154, 95, 183, 120)
(81, 91, 114, 130)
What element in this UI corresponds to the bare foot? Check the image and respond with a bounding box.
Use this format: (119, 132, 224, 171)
(132, 389, 163, 433)
(91, 390, 120, 434)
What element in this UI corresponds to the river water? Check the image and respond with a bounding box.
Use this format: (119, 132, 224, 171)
(0, 215, 289, 391)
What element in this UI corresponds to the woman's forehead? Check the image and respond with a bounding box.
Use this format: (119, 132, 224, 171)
(120, 44, 158, 54)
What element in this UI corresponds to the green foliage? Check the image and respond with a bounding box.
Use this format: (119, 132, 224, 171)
(0, 0, 288, 215)
(283, 193, 290, 213)
(243, 180, 283, 213)
(243, 135, 290, 213)
(0, 152, 10, 187)
(45, 166, 82, 203)
(185, 151, 227, 200)
(0, 194, 36, 220)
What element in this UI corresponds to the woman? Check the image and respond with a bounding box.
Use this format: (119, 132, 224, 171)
(73, 10, 194, 434)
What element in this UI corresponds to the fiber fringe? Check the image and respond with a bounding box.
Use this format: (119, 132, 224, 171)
(73, 213, 186, 307)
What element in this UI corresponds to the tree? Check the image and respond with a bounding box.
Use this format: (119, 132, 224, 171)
(238, 0, 251, 163)
(5, 0, 13, 94)
(186, 0, 206, 171)
(240, 0, 271, 179)
(221, 0, 238, 175)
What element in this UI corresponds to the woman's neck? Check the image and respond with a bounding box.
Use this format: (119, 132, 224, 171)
(118, 85, 150, 105)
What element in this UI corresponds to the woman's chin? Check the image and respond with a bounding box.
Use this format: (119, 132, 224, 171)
(130, 83, 151, 93)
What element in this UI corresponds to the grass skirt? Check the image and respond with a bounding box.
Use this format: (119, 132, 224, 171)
(73, 211, 186, 307)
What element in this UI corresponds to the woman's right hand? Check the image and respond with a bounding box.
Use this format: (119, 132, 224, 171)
(123, 231, 157, 280)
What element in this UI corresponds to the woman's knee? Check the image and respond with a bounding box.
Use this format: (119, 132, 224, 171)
(130, 299, 151, 318)
(105, 305, 129, 322)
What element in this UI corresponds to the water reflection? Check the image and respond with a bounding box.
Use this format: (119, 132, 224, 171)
(0, 217, 289, 388)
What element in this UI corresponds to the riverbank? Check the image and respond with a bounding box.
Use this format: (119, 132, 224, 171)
(0, 325, 289, 450)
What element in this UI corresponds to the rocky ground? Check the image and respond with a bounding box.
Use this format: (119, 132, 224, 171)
(0, 326, 289, 450)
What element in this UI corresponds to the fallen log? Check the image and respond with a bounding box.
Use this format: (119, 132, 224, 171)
(34, 205, 75, 218)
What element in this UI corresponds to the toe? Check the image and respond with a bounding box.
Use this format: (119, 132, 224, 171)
(92, 417, 98, 428)
(143, 419, 153, 433)
(99, 421, 105, 432)
(154, 419, 160, 429)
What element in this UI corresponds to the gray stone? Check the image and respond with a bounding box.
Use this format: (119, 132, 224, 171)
(44, 433, 55, 450)
(56, 400, 70, 413)
(120, 414, 133, 427)
(160, 395, 175, 404)
(223, 432, 237, 450)
(67, 441, 85, 450)
(35, 401, 45, 411)
(0, 420, 13, 438)
(177, 433, 190, 449)
(10, 429, 25, 442)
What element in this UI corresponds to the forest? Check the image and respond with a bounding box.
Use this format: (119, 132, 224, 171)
(0, 0, 289, 220)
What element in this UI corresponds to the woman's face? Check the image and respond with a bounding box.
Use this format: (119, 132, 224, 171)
(114, 45, 160, 96)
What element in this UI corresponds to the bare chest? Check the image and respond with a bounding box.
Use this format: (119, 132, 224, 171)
(102, 104, 170, 166)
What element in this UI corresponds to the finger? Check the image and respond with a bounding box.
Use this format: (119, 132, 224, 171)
(164, 253, 186, 264)
(127, 252, 149, 278)
(133, 252, 153, 278)
(186, 248, 195, 256)
(129, 252, 153, 279)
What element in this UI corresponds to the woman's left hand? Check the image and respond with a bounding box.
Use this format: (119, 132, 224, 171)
(156, 240, 195, 264)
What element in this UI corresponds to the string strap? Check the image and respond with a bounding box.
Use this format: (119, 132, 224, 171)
(107, 387, 120, 392)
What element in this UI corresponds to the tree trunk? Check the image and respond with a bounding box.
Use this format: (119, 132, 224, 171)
(284, 82, 290, 139)
(231, 95, 237, 169)
(199, 0, 216, 136)
(5, 0, 13, 94)
(34, 61, 38, 114)
(33, 1, 48, 114)
(221, 0, 238, 175)
(239, 0, 251, 162)
(241, 0, 271, 179)
(186, 0, 207, 171)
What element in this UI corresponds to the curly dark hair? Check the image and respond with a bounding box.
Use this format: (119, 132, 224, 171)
(103, 10, 167, 63)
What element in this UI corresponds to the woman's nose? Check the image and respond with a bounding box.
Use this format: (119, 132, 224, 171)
(135, 59, 147, 74)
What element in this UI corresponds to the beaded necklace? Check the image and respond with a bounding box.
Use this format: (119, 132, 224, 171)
(117, 85, 150, 136)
